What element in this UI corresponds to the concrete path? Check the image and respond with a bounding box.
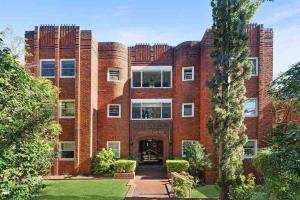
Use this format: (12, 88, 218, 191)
(126, 165, 170, 199)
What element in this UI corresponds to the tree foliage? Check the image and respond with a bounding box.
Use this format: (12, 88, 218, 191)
(208, 1, 271, 199)
(0, 38, 60, 199)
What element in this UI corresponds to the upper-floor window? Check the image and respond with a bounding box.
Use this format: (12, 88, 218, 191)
(107, 104, 121, 118)
(182, 66, 194, 81)
(59, 141, 75, 160)
(40, 59, 55, 78)
(60, 100, 75, 118)
(131, 66, 172, 88)
(182, 103, 194, 117)
(108, 68, 120, 81)
(245, 98, 258, 117)
(248, 57, 258, 76)
(60, 59, 75, 78)
(107, 141, 120, 158)
(131, 99, 172, 120)
(243, 139, 257, 159)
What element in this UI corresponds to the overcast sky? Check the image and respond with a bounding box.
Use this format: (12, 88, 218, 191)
(1, 0, 299, 78)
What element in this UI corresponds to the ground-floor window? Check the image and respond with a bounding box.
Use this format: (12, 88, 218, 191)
(107, 141, 120, 158)
(243, 139, 257, 159)
(59, 141, 75, 160)
(182, 140, 198, 158)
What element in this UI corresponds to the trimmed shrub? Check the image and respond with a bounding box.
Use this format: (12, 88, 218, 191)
(114, 160, 136, 173)
(166, 160, 189, 173)
(93, 148, 115, 175)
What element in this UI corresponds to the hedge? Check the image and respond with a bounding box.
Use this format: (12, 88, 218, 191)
(114, 160, 137, 173)
(166, 160, 189, 173)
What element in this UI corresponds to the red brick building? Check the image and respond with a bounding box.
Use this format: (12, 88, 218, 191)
(25, 24, 273, 182)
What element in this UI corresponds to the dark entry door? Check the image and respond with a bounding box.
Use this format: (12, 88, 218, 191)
(139, 140, 163, 163)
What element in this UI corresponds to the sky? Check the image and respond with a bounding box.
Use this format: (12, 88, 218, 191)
(1, 0, 299, 78)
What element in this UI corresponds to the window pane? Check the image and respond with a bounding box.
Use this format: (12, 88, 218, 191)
(61, 101, 75, 117)
(108, 142, 120, 158)
(249, 59, 257, 75)
(61, 142, 74, 159)
(142, 103, 161, 119)
(109, 105, 120, 116)
(41, 61, 54, 77)
(184, 104, 193, 116)
(61, 60, 75, 76)
(162, 103, 171, 118)
(109, 69, 120, 81)
(162, 71, 171, 87)
(61, 151, 74, 158)
(245, 99, 257, 116)
(184, 69, 193, 80)
(142, 71, 161, 87)
(132, 103, 141, 119)
(132, 71, 141, 87)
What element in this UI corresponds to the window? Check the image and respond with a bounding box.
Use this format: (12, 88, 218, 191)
(182, 103, 194, 117)
(60, 100, 75, 118)
(59, 142, 74, 160)
(182, 140, 198, 157)
(107, 104, 121, 118)
(248, 57, 258, 76)
(245, 98, 258, 117)
(108, 68, 120, 81)
(60, 59, 75, 77)
(107, 141, 120, 158)
(243, 139, 257, 159)
(182, 66, 194, 81)
(40, 59, 55, 78)
(131, 66, 172, 88)
(131, 99, 172, 120)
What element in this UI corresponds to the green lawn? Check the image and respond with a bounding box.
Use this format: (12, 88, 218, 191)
(37, 179, 129, 200)
(191, 185, 219, 198)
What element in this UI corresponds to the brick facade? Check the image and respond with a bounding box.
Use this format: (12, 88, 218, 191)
(25, 24, 273, 182)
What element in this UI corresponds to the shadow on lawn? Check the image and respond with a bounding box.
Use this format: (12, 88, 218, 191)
(36, 195, 124, 200)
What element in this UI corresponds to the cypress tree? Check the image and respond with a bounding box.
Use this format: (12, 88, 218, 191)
(207, 1, 272, 199)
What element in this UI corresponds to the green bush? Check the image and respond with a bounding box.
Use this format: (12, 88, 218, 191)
(229, 174, 256, 200)
(166, 160, 189, 173)
(113, 160, 136, 173)
(92, 148, 115, 175)
(172, 172, 194, 198)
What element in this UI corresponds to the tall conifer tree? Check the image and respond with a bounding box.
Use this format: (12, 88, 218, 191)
(207, 1, 271, 199)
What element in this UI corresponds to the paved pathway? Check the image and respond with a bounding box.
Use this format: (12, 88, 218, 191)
(126, 165, 170, 199)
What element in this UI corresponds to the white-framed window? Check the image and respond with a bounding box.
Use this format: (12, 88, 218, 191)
(59, 141, 75, 160)
(131, 99, 172, 120)
(245, 98, 258, 117)
(107, 104, 121, 118)
(40, 59, 55, 78)
(243, 139, 257, 159)
(131, 66, 172, 88)
(107, 141, 120, 158)
(60, 59, 75, 78)
(182, 103, 194, 117)
(107, 68, 120, 81)
(59, 100, 75, 118)
(248, 57, 258, 76)
(182, 66, 194, 81)
(182, 140, 198, 157)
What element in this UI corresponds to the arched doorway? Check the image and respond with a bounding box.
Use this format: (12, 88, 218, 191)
(139, 140, 163, 164)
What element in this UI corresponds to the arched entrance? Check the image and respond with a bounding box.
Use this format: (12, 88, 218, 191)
(139, 140, 163, 164)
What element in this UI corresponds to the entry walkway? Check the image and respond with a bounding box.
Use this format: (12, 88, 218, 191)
(126, 165, 170, 199)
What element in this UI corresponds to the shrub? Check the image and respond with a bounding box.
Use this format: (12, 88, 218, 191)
(172, 172, 194, 198)
(92, 148, 115, 175)
(229, 174, 256, 200)
(114, 160, 136, 173)
(166, 160, 189, 173)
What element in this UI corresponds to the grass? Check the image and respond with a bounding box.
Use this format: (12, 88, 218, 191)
(37, 179, 129, 200)
(191, 185, 219, 198)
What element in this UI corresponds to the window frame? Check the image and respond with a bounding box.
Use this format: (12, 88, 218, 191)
(40, 59, 55, 78)
(245, 98, 258, 117)
(107, 68, 121, 82)
(182, 140, 197, 158)
(248, 57, 258, 76)
(59, 141, 75, 161)
(243, 139, 258, 159)
(107, 104, 121, 118)
(131, 99, 172, 120)
(60, 59, 76, 78)
(182, 103, 194, 117)
(59, 99, 75, 119)
(131, 66, 172, 89)
(182, 66, 194, 81)
(107, 141, 121, 158)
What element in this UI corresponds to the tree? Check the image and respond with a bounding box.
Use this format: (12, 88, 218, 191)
(207, 1, 271, 199)
(0, 38, 60, 199)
